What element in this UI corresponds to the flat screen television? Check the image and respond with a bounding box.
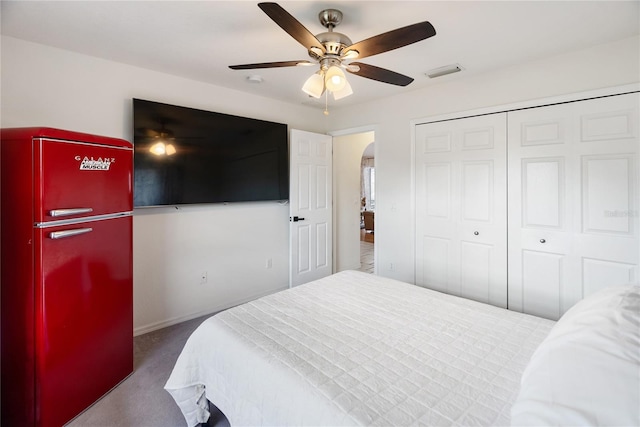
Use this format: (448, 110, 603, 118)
(132, 99, 289, 207)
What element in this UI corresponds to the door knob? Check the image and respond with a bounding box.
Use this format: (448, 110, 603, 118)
(540, 238, 546, 243)
(474, 231, 479, 236)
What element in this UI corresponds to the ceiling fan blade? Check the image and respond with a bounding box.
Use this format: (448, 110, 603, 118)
(347, 62, 414, 86)
(258, 3, 326, 54)
(229, 60, 313, 70)
(344, 21, 436, 60)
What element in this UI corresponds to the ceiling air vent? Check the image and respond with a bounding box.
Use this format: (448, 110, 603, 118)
(426, 64, 463, 78)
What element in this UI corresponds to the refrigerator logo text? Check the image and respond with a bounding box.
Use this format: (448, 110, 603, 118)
(75, 156, 114, 171)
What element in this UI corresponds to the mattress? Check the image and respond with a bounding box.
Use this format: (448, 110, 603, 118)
(165, 271, 554, 426)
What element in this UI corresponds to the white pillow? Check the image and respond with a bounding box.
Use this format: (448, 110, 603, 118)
(511, 284, 640, 426)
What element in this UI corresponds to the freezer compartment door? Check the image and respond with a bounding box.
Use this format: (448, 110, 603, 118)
(35, 216, 133, 427)
(35, 138, 133, 223)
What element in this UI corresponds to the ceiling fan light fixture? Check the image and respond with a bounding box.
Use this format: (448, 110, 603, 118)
(325, 65, 347, 92)
(165, 144, 177, 156)
(332, 78, 353, 100)
(309, 46, 324, 57)
(302, 72, 325, 98)
(341, 49, 359, 60)
(344, 63, 360, 73)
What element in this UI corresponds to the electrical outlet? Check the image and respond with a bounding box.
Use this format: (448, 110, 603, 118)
(389, 262, 394, 271)
(266, 258, 273, 269)
(200, 271, 208, 284)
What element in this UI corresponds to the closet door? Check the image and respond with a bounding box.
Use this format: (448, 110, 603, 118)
(508, 93, 639, 320)
(415, 113, 507, 307)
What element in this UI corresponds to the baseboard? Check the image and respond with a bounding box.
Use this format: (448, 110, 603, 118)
(133, 285, 289, 336)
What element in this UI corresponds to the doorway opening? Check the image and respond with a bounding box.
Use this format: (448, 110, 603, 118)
(359, 143, 375, 273)
(332, 130, 376, 274)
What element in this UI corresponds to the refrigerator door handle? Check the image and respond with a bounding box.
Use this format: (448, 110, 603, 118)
(49, 208, 94, 217)
(49, 228, 93, 240)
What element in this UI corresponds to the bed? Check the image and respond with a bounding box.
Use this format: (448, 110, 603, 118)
(165, 270, 639, 426)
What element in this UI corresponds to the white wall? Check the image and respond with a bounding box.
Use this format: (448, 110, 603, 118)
(332, 131, 375, 271)
(326, 36, 640, 284)
(3, 33, 639, 333)
(0, 36, 323, 334)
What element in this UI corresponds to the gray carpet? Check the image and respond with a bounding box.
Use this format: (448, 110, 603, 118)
(68, 315, 230, 426)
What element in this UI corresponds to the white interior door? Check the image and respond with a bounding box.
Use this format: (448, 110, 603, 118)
(508, 92, 639, 319)
(289, 129, 333, 287)
(415, 113, 508, 307)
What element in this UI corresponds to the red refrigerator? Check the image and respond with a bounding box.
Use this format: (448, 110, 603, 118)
(1, 127, 134, 426)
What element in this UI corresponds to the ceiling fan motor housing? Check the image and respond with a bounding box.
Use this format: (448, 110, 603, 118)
(308, 9, 352, 60)
(316, 31, 352, 54)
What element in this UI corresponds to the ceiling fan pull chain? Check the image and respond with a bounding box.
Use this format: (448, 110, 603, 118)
(324, 89, 329, 115)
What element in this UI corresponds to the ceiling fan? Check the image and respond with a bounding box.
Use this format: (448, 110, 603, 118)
(229, 2, 436, 102)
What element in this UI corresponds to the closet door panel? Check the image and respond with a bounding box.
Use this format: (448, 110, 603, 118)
(582, 154, 634, 235)
(415, 125, 458, 296)
(458, 116, 507, 307)
(521, 158, 565, 228)
(573, 94, 639, 305)
(522, 250, 564, 320)
(462, 127, 494, 150)
(508, 92, 639, 319)
(424, 163, 452, 219)
(579, 97, 637, 142)
(416, 114, 507, 307)
(420, 162, 456, 294)
(509, 101, 576, 316)
(461, 161, 492, 222)
(421, 236, 451, 293)
(460, 241, 493, 304)
(416, 123, 458, 296)
(582, 258, 637, 295)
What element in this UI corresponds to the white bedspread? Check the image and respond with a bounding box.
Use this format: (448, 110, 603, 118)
(165, 271, 554, 426)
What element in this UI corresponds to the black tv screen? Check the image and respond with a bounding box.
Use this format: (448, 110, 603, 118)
(132, 99, 289, 207)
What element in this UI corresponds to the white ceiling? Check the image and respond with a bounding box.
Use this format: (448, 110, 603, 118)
(2, 1, 638, 109)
